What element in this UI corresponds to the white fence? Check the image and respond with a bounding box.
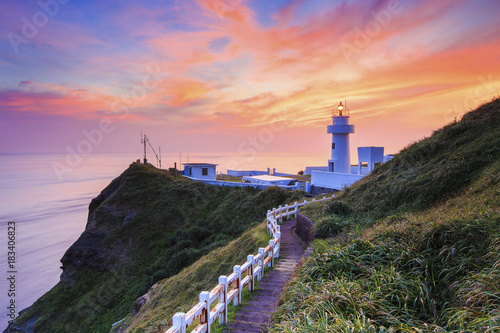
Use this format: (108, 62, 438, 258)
(165, 195, 334, 333)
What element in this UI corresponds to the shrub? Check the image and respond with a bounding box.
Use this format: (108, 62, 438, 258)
(315, 215, 351, 238)
(326, 200, 353, 216)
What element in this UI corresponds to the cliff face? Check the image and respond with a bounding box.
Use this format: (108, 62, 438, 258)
(6, 163, 304, 333)
(60, 171, 133, 283)
(5, 164, 162, 333)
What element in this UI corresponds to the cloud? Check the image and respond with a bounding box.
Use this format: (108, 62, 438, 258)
(1, 0, 500, 154)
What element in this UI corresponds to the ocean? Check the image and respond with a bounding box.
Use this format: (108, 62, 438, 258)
(0, 152, 326, 330)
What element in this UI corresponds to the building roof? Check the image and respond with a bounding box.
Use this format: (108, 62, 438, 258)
(242, 175, 295, 185)
(245, 175, 289, 182)
(182, 163, 218, 167)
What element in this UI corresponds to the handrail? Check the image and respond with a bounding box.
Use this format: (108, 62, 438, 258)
(165, 195, 334, 333)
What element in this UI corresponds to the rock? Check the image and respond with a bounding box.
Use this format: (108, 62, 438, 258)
(60, 231, 107, 283)
(122, 210, 137, 226)
(133, 296, 148, 314)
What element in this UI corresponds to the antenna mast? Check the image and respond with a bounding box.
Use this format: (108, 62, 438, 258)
(141, 131, 147, 164)
(140, 132, 162, 168)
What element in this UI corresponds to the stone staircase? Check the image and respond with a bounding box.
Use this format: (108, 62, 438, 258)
(225, 219, 304, 333)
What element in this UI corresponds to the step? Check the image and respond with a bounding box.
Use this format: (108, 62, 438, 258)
(225, 219, 305, 333)
(228, 322, 268, 332)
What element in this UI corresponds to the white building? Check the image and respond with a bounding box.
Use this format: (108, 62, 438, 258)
(183, 163, 218, 181)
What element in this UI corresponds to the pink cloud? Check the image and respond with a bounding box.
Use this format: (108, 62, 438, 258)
(2, 0, 500, 155)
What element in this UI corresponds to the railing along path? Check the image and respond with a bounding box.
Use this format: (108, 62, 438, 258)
(165, 196, 334, 333)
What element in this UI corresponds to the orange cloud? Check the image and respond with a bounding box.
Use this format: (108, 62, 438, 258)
(3, 0, 500, 156)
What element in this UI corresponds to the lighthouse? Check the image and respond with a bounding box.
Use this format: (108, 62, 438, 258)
(327, 101, 355, 173)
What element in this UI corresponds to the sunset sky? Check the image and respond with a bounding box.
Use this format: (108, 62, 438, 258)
(1, 0, 499, 163)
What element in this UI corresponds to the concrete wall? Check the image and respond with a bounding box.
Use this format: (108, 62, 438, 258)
(304, 166, 328, 175)
(273, 172, 294, 177)
(296, 214, 316, 243)
(350, 166, 370, 175)
(227, 170, 268, 177)
(311, 170, 364, 190)
(226, 169, 293, 177)
(384, 154, 395, 163)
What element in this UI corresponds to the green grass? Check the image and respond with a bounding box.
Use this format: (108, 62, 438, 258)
(270, 99, 500, 332)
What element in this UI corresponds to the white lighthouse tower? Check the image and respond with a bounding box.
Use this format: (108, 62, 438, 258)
(327, 101, 355, 173)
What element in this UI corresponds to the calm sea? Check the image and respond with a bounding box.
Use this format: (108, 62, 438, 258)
(0, 152, 326, 329)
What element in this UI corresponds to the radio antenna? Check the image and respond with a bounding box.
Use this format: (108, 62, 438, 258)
(140, 132, 161, 167)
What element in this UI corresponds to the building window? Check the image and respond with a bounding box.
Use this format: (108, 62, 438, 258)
(332, 143, 336, 149)
(202, 168, 208, 176)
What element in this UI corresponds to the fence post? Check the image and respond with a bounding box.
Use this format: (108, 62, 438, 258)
(172, 312, 186, 333)
(278, 205, 283, 223)
(247, 254, 255, 292)
(266, 210, 271, 234)
(199, 291, 210, 333)
(233, 265, 242, 306)
(284, 204, 289, 220)
(218, 276, 228, 324)
(276, 231, 281, 258)
(269, 239, 275, 267)
(294, 202, 298, 219)
(258, 248, 265, 281)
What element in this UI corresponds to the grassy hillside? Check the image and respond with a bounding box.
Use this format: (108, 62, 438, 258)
(9, 164, 304, 333)
(271, 99, 500, 332)
(115, 223, 271, 332)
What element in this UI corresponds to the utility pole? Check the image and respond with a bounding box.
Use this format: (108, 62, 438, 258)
(141, 131, 147, 164)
